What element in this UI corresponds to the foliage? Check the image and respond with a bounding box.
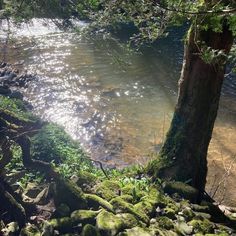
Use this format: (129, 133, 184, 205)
(0, 95, 38, 122)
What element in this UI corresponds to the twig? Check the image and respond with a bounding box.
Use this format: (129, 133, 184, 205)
(90, 158, 110, 179)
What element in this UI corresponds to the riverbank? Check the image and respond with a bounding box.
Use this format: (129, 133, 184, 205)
(0, 63, 236, 235)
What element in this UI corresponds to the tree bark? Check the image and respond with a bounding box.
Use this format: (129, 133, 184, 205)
(147, 18, 234, 193)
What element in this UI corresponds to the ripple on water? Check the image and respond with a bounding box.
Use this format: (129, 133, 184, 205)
(1, 19, 236, 206)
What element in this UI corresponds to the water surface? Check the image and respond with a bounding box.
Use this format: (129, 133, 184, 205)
(1, 19, 236, 205)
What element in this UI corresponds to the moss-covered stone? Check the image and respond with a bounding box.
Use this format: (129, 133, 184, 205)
(121, 184, 146, 202)
(20, 225, 41, 236)
(162, 207, 176, 220)
(156, 216, 174, 230)
(174, 221, 193, 235)
(47, 217, 73, 233)
(119, 226, 155, 236)
(110, 196, 149, 224)
(95, 180, 121, 201)
(54, 177, 87, 211)
(76, 171, 97, 190)
(71, 209, 100, 225)
(55, 203, 70, 217)
(117, 213, 139, 229)
(96, 210, 125, 236)
(189, 219, 214, 234)
(81, 224, 101, 236)
(85, 194, 114, 212)
(163, 181, 198, 202)
(118, 194, 134, 203)
(133, 200, 156, 217)
(181, 207, 195, 221)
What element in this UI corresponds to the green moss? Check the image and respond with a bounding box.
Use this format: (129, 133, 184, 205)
(134, 200, 156, 217)
(182, 208, 195, 221)
(96, 210, 125, 236)
(0, 95, 38, 123)
(31, 123, 89, 165)
(71, 209, 100, 224)
(54, 177, 87, 211)
(163, 207, 176, 220)
(76, 171, 97, 189)
(120, 226, 154, 236)
(120, 183, 147, 204)
(85, 194, 114, 212)
(56, 204, 70, 217)
(163, 181, 198, 202)
(118, 194, 134, 203)
(81, 224, 101, 236)
(189, 219, 214, 234)
(110, 196, 149, 224)
(48, 217, 73, 232)
(117, 213, 139, 229)
(156, 216, 174, 230)
(95, 180, 121, 201)
(20, 225, 41, 236)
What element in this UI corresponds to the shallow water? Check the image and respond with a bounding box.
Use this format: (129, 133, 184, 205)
(1, 19, 236, 205)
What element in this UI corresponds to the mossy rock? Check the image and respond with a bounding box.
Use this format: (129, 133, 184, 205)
(54, 177, 87, 211)
(96, 210, 125, 236)
(121, 184, 146, 202)
(156, 216, 174, 230)
(189, 219, 214, 234)
(47, 217, 74, 233)
(71, 209, 100, 225)
(31, 123, 89, 164)
(119, 226, 155, 236)
(55, 203, 70, 217)
(116, 213, 139, 229)
(20, 224, 41, 236)
(95, 180, 121, 201)
(85, 194, 114, 212)
(163, 181, 198, 202)
(174, 221, 193, 235)
(81, 224, 101, 236)
(162, 208, 176, 220)
(76, 171, 97, 190)
(110, 196, 149, 224)
(118, 194, 134, 203)
(133, 200, 156, 217)
(181, 207, 195, 221)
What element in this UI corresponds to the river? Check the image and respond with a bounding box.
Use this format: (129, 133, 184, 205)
(1, 19, 236, 206)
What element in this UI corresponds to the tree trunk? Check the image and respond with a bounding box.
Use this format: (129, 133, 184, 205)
(147, 18, 234, 193)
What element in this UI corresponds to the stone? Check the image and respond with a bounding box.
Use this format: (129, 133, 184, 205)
(95, 180, 121, 201)
(189, 219, 214, 234)
(85, 194, 114, 212)
(81, 224, 101, 236)
(156, 216, 174, 230)
(163, 181, 198, 202)
(175, 221, 193, 235)
(110, 196, 149, 224)
(119, 226, 154, 236)
(96, 210, 125, 236)
(20, 224, 41, 236)
(10, 91, 23, 100)
(116, 213, 139, 229)
(71, 209, 100, 225)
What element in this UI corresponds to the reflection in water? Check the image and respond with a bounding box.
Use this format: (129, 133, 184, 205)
(1, 19, 236, 205)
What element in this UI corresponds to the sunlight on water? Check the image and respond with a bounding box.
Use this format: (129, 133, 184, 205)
(1, 19, 236, 205)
